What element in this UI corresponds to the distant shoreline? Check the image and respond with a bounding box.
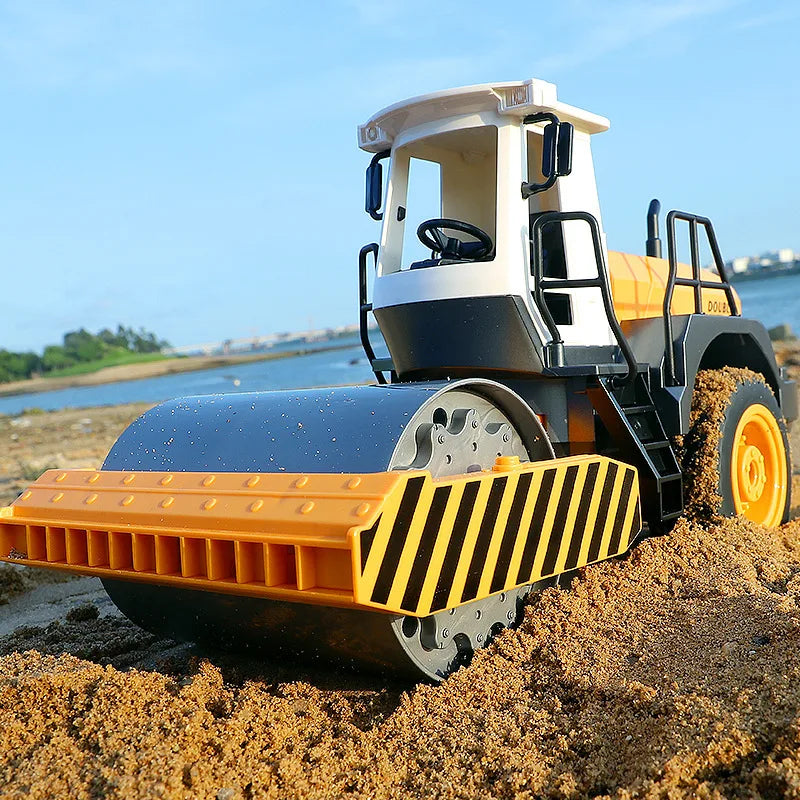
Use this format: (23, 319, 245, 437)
(730, 265, 800, 283)
(0, 344, 355, 399)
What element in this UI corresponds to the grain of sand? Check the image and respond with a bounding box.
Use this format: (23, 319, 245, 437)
(1, 356, 800, 799)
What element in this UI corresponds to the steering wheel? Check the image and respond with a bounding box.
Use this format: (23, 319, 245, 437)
(416, 218, 493, 261)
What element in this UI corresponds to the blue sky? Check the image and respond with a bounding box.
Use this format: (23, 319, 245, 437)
(1, 0, 798, 352)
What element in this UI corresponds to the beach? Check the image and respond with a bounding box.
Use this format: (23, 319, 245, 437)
(0, 347, 799, 798)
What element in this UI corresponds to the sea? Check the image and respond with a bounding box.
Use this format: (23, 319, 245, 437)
(0, 271, 797, 416)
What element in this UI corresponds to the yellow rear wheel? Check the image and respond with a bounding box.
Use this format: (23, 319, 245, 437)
(683, 368, 791, 527)
(730, 403, 788, 527)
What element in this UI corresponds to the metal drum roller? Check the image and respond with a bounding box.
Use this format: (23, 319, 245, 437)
(101, 379, 553, 680)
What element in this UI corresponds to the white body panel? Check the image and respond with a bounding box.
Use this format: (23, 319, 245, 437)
(360, 79, 617, 363)
(551, 130, 614, 346)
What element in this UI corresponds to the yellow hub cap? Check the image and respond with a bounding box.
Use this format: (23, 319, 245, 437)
(730, 403, 787, 527)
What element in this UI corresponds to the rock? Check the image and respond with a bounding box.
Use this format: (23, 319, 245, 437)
(65, 603, 100, 623)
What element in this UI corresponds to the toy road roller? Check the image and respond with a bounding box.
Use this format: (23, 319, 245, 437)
(1, 79, 795, 680)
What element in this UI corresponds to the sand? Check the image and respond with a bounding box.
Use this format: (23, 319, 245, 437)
(678, 366, 787, 519)
(1, 353, 800, 798)
(0, 403, 153, 508)
(4, 516, 800, 799)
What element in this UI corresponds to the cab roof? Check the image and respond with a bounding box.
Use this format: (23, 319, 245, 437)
(358, 78, 610, 153)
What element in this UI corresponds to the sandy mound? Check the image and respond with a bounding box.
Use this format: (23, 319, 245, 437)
(0, 403, 152, 507)
(678, 366, 790, 519)
(3, 514, 800, 798)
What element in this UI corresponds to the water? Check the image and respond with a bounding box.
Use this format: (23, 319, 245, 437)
(732, 272, 800, 334)
(0, 273, 797, 416)
(0, 334, 382, 415)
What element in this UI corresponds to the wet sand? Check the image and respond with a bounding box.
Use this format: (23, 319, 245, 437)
(0, 351, 799, 798)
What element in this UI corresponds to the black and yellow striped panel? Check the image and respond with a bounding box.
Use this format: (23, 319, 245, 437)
(353, 455, 641, 616)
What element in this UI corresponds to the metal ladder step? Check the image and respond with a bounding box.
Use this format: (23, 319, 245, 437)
(644, 440, 673, 453)
(622, 404, 653, 416)
(588, 373, 683, 530)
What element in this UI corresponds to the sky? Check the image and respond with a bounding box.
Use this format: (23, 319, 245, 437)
(1, 0, 798, 353)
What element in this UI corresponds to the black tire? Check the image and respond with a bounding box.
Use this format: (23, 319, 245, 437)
(682, 367, 791, 526)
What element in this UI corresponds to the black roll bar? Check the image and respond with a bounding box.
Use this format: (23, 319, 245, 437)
(531, 211, 638, 385)
(662, 210, 739, 385)
(358, 242, 388, 384)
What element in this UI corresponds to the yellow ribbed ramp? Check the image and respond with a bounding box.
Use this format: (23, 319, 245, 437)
(0, 455, 640, 616)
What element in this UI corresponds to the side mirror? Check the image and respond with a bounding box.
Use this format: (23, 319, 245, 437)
(541, 119, 573, 178)
(541, 121, 558, 178)
(556, 122, 573, 177)
(523, 114, 573, 198)
(365, 150, 390, 221)
(366, 162, 383, 219)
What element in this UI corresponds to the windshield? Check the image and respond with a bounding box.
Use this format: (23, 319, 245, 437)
(379, 125, 498, 274)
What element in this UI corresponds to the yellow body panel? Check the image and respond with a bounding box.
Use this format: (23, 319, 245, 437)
(608, 251, 740, 321)
(0, 458, 641, 616)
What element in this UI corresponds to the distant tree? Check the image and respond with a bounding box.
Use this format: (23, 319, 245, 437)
(0, 324, 169, 383)
(97, 327, 120, 347)
(42, 345, 77, 371)
(116, 325, 134, 350)
(0, 350, 41, 381)
(0, 353, 11, 383)
(117, 326, 169, 353)
(114, 324, 132, 348)
(63, 328, 104, 362)
(11, 351, 41, 378)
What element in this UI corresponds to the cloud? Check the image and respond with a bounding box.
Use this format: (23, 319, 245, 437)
(337, 0, 747, 90)
(0, 0, 226, 88)
(222, 51, 484, 132)
(733, 4, 800, 29)
(342, 0, 461, 27)
(530, 0, 743, 74)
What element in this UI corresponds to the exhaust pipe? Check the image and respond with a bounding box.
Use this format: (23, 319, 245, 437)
(646, 198, 662, 258)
